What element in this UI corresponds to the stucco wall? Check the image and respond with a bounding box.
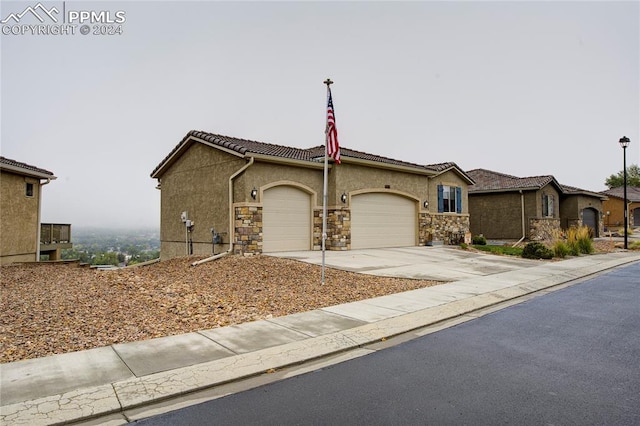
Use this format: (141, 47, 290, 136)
(469, 186, 562, 240)
(469, 192, 524, 239)
(333, 163, 430, 207)
(0, 171, 40, 264)
(603, 198, 640, 230)
(237, 162, 324, 206)
(158, 144, 246, 260)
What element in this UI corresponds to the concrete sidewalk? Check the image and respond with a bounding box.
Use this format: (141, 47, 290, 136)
(1, 250, 639, 425)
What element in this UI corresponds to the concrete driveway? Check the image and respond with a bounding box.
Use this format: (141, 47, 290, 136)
(268, 246, 540, 281)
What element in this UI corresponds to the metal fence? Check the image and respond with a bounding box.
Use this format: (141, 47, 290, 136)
(40, 223, 71, 244)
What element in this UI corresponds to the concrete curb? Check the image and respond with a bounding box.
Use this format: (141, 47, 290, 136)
(2, 252, 639, 425)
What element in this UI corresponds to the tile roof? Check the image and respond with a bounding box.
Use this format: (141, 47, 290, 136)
(560, 184, 607, 199)
(0, 156, 54, 177)
(152, 130, 453, 178)
(307, 145, 432, 170)
(425, 162, 457, 173)
(601, 186, 640, 202)
(467, 168, 556, 192)
(467, 168, 605, 198)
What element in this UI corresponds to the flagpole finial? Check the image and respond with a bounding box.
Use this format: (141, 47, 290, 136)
(323, 78, 333, 87)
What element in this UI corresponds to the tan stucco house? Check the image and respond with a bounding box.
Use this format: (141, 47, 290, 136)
(151, 131, 474, 260)
(0, 157, 66, 264)
(467, 169, 606, 241)
(601, 186, 640, 231)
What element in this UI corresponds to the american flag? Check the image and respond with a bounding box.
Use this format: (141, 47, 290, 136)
(326, 89, 340, 164)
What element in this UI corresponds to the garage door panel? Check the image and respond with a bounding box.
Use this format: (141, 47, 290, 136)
(263, 186, 311, 252)
(351, 193, 416, 249)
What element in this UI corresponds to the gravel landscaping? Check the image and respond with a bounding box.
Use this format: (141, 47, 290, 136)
(0, 255, 443, 363)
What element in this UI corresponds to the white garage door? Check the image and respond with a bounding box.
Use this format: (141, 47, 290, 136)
(351, 193, 417, 249)
(263, 186, 311, 252)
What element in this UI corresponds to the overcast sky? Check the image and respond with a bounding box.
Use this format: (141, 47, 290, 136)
(1, 0, 638, 229)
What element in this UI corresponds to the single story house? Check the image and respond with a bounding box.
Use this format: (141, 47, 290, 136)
(0, 157, 56, 264)
(151, 131, 474, 260)
(467, 169, 606, 241)
(601, 186, 640, 230)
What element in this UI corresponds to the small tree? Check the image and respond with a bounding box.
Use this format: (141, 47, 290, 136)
(605, 164, 640, 188)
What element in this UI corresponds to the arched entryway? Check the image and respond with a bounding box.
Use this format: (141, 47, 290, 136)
(582, 207, 599, 237)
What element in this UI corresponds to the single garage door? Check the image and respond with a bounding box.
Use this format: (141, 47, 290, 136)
(351, 193, 417, 249)
(263, 186, 311, 252)
(582, 208, 598, 237)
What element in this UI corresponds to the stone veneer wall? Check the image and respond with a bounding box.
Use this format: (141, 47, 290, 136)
(313, 208, 350, 251)
(234, 205, 262, 255)
(529, 217, 561, 241)
(234, 206, 470, 255)
(420, 213, 470, 245)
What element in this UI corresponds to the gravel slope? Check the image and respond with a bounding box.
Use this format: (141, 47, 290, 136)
(1, 255, 443, 363)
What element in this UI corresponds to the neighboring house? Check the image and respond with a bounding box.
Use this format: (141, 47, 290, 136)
(467, 169, 606, 241)
(601, 186, 640, 230)
(0, 157, 72, 264)
(151, 131, 474, 260)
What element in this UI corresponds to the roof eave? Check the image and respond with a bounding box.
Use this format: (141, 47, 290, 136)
(469, 186, 539, 194)
(0, 164, 56, 180)
(250, 153, 326, 169)
(342, 157, 435, 176)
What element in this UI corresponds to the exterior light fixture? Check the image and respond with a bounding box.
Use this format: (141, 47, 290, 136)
(619, 136, 630, 249)
(251, 187, 257, 200)
(341, 192, 347, 203)
(423, 201, 429, 208)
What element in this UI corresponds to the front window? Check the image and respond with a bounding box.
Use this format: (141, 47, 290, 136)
(25, 183, 34, 197)
(438, 185, 462, 213)
(443, 186, 456, 213)
(542, 194, 554, 217)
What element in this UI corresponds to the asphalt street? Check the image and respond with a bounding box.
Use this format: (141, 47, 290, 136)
(133, 262, 640, 425)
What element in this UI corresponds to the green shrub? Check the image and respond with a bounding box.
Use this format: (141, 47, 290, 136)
(522, 242, 554, 259)
(460, 243, 468, 250)
(472, 234, 487, 245)
(553, 241, 571, 258)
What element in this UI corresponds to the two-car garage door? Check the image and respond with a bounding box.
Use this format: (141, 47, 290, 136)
(351, 193, 416, 249)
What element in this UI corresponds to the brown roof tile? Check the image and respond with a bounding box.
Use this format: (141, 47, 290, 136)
(152, 130, 445, 177)
(467, 168, 556, 192)
(601, 186, 640, 202)
(0, 156, 54, 177)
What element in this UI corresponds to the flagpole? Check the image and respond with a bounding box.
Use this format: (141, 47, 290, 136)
(321, 78, 333, 285)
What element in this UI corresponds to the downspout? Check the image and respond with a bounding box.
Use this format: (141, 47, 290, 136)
(513, 190, 526, 247)
(191, 157, 255, 266)
(36, 178, 52, 261)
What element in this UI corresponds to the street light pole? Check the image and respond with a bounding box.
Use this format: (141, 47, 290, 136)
(619, 136, 630, 249)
